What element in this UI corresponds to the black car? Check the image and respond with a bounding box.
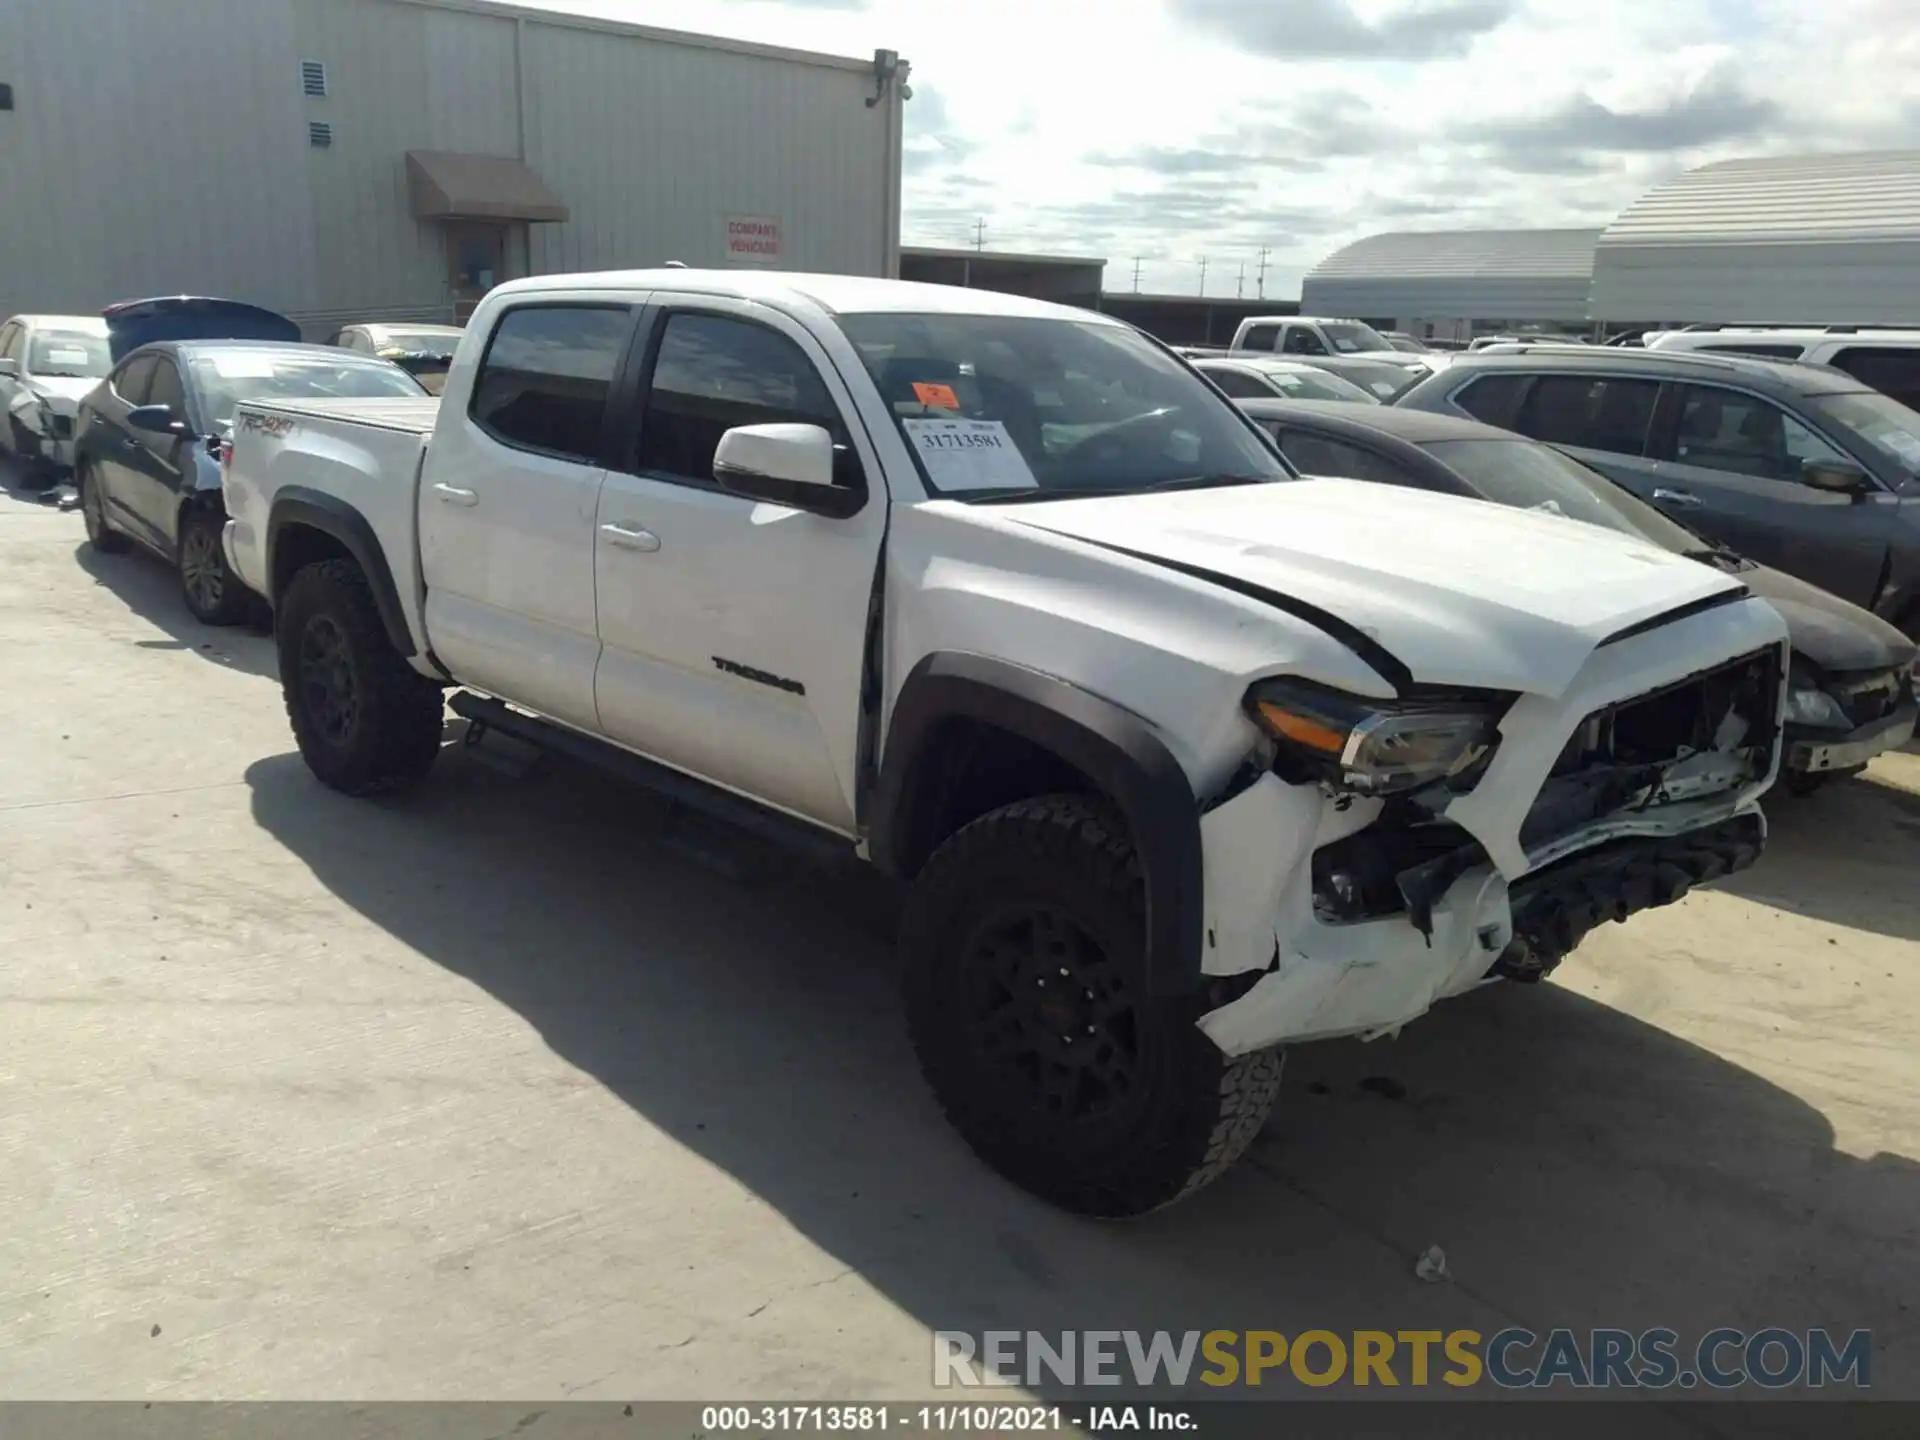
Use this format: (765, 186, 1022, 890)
(1239, 398, 1919, 792)
(1392, 347, 1920, 645)
(74, 298, 427, 625)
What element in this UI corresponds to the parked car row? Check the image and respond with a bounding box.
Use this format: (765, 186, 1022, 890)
(2, 296, 462, 621)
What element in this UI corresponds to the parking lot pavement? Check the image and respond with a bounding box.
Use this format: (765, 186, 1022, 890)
(1, 469, 1917, 1413)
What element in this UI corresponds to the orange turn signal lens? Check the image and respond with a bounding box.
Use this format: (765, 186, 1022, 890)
(1252, 700, 1348, 755)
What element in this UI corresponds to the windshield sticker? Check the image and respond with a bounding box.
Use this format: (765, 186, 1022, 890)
(1368, 380, 1399, 395)
(43, 347, 91, 368)
(1271, 374, 1302, 388)
(902, 418, 1037, 492)
(911, 381, 961, 410)
(1875, 427, 1920, 466)
(213, 355, 281, 379)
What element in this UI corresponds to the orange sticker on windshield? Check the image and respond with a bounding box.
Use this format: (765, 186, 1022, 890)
(912, 381, 960, 409)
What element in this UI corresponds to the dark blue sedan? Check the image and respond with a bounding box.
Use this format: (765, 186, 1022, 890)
(75, 299, 425, 624)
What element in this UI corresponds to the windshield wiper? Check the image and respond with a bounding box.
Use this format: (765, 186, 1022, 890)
(1684, 545, 1754, 572)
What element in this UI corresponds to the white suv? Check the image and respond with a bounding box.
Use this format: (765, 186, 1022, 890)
(1644, 329, 1920, 410)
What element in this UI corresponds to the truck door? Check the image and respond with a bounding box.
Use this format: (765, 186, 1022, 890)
(591, 300, 887, 833)
(417, 299, 638, 733)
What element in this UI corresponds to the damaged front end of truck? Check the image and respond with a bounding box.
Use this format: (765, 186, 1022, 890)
(1195, 624, 1786, 1056)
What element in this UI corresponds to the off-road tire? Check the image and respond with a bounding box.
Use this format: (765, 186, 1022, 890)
(177, 506, 252, 626)
(902, 793, 1283, 1217)
(77, 463, 129, 553)
(277, 557, 443, 796)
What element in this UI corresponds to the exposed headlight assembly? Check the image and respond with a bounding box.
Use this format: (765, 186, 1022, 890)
(1783, 683, 1850, 730)
(1246, 676, 1508, 796)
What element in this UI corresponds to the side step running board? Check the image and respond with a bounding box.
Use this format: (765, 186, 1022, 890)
(448, 692, 857, 870)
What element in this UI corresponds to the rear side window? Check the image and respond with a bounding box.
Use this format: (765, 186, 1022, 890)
(1450, 374, 1526, 426)
(1238, 324, 1280, 353)
(146, 358, 187, 417)
(1513, 375, 1660, 456)
(113, 355, 157, 405)
(1699, 342, 1806, 360)
(470, 305, 631, 462)
(1203, 366, 1272, 399)
(1827, 347, 1920, 410)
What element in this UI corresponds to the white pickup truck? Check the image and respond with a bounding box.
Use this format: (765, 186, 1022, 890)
(221, 269, 1788, 1216)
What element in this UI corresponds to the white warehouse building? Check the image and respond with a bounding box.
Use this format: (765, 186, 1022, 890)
(0, 0, 909, 332)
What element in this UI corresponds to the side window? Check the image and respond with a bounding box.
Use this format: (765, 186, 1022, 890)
(633, 311, 857, 490)
(0, 323, 20, 363)
(1700, 342, 1806, 360)
(1513, 375, 1660, 456)
(1282, 326, 1328, 356)
(113, 355, 158, 405)
(1239, 324, 1280, 353)
(1672, 385, 1844, 483)
(470, 305, 631, 462)
(1206, 367, 1272, 399)
(1452, 374, 1526, 425)
(146, 358, 187, 417)
(1827, 347, 1920, 410)
(1278, 432, 1414, 485)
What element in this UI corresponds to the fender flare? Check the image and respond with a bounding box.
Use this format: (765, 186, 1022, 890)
(266, 486, 416, 657)
(869, 652, 1205, 997)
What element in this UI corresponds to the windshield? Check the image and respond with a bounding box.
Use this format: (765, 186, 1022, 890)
(26, 332, 112, 379)
(1322, 321, 1391, 354)
(1808, 390, 1920, 476)
(1386, 337, 1430, 353)
(834, 312, 1289, 500)
(1257, 367, 1378, 404)
(1420, 438, 1704, 553)
(188, 352, 426, 426)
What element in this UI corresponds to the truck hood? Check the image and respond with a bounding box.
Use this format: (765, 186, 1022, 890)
(1744, 563, 1916, 674)
(1000, 478, 1749, 697)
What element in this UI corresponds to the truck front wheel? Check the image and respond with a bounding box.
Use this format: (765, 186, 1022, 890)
(901, 793, 1283, 1217)
(276, 557, 443, 796)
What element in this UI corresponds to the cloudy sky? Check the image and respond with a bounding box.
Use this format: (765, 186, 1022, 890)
(516, 0, 1919, 296)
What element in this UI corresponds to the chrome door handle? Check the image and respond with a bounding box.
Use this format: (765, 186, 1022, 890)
(432, 483, 478, 507)
(600, 523, 661, 553)
(1652, 487, 1701, 508)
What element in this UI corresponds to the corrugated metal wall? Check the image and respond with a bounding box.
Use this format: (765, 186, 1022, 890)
(0, 0, 320, 321)
(1590, 152, 1920, 323)
(1300, 230, 1600, 324)
(0, 0, 898, 330)
(520, 21, 891, 278)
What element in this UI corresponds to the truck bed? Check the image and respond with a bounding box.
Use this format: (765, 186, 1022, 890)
(242, 394, 442, 434)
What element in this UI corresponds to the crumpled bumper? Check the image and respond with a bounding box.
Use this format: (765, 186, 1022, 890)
(1785, 700, 1917, 775)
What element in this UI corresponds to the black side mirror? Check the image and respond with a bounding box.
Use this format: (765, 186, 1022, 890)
(1801, 456, 1874, 498)
(127, 404, 193, 438)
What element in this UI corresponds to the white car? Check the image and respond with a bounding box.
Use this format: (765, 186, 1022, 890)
(1642, 328, 1920, 410)
(0, 314, 112, 484)
(219, 270, 1788, 1216)
(1190, 355, 1383, 405)
(325, 322, 466, 395)
(1227, 315, 1433, 372)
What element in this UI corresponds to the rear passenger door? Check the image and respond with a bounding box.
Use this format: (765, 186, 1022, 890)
(123, 355, 193, 543)
(591, 300, 887, 833)
(88, 354, 160, 542)
(1643, 382, 1893, 606)
(1504, 372, 1668, 499)
(418, 298, 638, 734)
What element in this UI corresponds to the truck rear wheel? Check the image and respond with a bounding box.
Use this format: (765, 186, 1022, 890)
(276, 557, 443, 796)
(901, 793, 1282, 1217)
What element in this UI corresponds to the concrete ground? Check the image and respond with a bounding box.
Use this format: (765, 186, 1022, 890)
(1, 466, 1916, 1418)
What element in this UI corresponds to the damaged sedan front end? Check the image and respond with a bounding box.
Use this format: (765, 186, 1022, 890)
(1196, 598, 1787, 1055)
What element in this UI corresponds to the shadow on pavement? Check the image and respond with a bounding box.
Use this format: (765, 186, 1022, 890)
(1717, 775, 1920, 943)
(72, 540, 278, 682)
(246, 744, 1920, 1405)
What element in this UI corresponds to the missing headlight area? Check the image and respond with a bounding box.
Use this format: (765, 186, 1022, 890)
(1310, 648, 1780, 950)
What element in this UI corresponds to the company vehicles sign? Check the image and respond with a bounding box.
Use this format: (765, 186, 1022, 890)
(725, 215, 782, 265)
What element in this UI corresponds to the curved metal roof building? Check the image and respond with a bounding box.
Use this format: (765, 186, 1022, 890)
(1588, 150, 1920, 323)
(1299, 228, 1601, 323)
